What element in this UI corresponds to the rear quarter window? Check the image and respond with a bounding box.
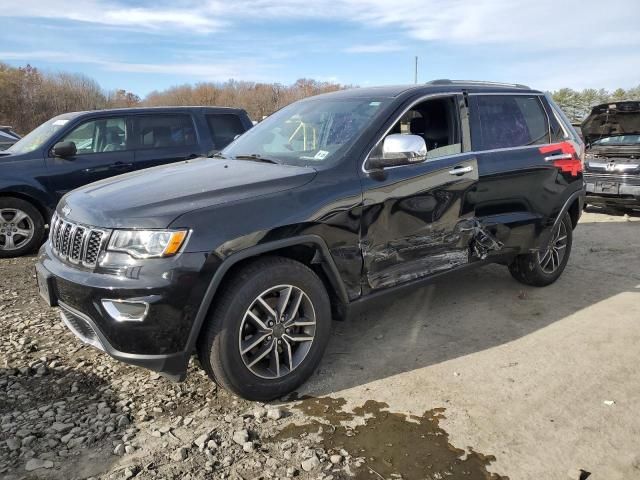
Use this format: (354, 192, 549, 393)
(470, 95, 549, 151)
(206, 114, 246, 149)
(134, 114, 197, 149)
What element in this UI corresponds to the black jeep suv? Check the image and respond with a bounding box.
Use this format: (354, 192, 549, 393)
(0, 107, 252, 257)
(582, 101, 640, 210)
(36, 81, 585, 400)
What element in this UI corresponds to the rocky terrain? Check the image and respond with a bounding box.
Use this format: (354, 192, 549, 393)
(0, 254, 507, 480)
(0, 256, 377, 480)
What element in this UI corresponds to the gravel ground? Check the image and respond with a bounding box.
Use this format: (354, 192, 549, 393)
(0, 253, 505, 480)
(2, 207, 637, 479)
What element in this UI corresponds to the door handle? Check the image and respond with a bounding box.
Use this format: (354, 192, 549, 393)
(110, 162, 133, 170)
(544, 153, 573, 162)
(448, 165, 474, 175)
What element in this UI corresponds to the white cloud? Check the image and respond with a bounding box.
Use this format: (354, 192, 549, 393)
(0, 50, 274, 82)
(344, 43, 405, 54)
(1, 0, 223, 32)
(5, 0, 640, 48)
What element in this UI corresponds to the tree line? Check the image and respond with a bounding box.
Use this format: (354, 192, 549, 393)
(1, 62, 639, 134)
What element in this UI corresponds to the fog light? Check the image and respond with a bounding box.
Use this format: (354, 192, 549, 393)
(101, 299, 149, 322)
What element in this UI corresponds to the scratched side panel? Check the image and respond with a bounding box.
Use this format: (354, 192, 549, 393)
(360, 156, 479, 292)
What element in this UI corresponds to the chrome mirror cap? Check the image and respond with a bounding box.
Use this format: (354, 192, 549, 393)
(367, 134, 427, 170)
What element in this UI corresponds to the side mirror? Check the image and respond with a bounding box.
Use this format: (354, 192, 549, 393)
(367, 134, 427, 170)
(52, 141, 77, 158)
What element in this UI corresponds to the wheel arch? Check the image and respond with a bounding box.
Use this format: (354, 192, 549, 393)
(185, 235, 349, 357)
(567, 196, 581, 229)
(0, 190, 52, 225)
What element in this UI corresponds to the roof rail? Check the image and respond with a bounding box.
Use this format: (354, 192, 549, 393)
(426, 79, 530, 89)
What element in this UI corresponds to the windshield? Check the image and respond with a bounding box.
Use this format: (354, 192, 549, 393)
(222, 96, 389, 166)
(592, 134, 640, 146)
(6, 115, 75, 154)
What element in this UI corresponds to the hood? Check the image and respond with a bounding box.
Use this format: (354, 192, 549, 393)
(59, 157, 317, 228)
(581, 101, 640, 144)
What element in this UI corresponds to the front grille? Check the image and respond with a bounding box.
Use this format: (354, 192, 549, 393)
(50, 214, 110, 267)
(584, 172, 640, 186)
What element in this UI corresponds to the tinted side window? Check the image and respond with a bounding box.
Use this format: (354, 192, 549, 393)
(134, 115, 197, 149)
(61, 117, 127, 154)
(206, 114, 245, 149)
(471, 95, 549, 150)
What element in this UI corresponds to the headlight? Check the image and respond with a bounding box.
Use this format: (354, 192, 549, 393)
(108, 230, 188, 258)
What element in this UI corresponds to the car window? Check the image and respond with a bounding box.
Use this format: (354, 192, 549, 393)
(134, 114, 197, 149)
(471, 95, 549, 150)
(61, 118, 127, 154)
(206, 114, 246, 149)
(376, 96, 462, 161)
(593, 134, 640, 145)
(7, 115, 74, 154)
(223, 97, 389, 167)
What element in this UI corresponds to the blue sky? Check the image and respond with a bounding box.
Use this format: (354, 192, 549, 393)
(1, 0, 639, 97)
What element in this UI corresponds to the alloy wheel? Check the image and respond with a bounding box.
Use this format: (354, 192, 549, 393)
(238, 284, 316, 379)
(537, 220, 568, 274)
(0, 208, 34, 251)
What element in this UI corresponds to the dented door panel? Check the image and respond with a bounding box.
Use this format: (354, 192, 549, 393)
(360, 155, 480, 292)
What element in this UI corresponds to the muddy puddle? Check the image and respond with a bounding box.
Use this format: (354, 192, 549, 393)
(275, 396, 508, 480)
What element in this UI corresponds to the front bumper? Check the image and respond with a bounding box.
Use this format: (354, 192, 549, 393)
(584, 172, 640, 207)
(37, 243, 213, 380)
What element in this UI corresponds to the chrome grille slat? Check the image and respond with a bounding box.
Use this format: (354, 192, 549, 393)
(584, 172, 640, 186)
(48, 216, 109, 267)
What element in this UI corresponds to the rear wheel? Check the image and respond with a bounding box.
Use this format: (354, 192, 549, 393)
(197, 257, 331, 401)
(508, 212, 573, 287)
(0, 198, 45, 258)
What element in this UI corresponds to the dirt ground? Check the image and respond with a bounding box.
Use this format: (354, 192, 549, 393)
(1, 208, 639, 480)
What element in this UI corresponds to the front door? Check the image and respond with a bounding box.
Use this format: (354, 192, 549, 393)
(359, 95, 479, 292)
(45, 116, 134, 199)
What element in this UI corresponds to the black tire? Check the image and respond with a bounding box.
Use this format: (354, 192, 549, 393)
(197, 256, 331, 401)
(508, 212, 573, 287)
(0, 197, 45, 258)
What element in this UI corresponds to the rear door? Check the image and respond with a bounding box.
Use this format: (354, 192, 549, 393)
(131, 113, 201, 170)
(45, 116, 134, 198)
(467, 93, 576, 253)
(359, 94, 479, 292)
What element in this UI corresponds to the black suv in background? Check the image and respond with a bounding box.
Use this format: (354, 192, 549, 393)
(0, 107, 253, 257)
(36, 81, 584, 400)
(582, 101, 640, 210)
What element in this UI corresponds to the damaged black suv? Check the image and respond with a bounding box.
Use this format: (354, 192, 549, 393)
(36, 81, 585, 401)
(583, 101, 640, 210)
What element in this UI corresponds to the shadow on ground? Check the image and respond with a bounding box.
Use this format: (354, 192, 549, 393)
(302, 218, 640, 396)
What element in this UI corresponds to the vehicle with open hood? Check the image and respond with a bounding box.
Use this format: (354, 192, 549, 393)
(36, 80, 584, 400)
(582, 101, 640, 210)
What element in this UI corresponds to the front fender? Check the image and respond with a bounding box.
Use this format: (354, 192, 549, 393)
(182, 234, 349, 357)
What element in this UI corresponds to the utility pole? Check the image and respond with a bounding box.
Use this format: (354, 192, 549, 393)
(414, 56, 418, 84)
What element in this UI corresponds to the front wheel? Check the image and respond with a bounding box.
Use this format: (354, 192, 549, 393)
(508, 212, 573, 287)
(0, 198, 45, 258)
(197, 257, 331, 401)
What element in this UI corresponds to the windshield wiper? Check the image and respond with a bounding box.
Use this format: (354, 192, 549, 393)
(233, 154, 280, 164)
